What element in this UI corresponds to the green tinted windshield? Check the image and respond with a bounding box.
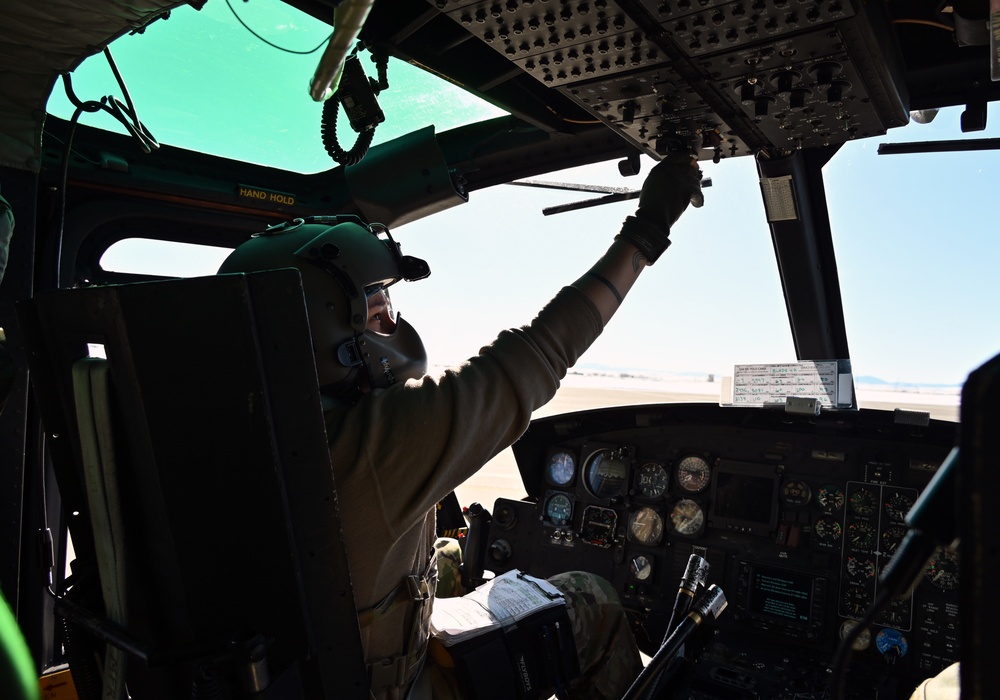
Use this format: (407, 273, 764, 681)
(45, 0, 506, 174)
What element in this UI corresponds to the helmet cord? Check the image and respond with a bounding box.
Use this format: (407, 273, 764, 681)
(321, 48, 388, 166)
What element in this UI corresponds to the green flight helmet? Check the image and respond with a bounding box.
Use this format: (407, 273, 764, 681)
(218, 216, 430, 398)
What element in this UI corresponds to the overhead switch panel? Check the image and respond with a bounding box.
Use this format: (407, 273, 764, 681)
(427, 0, 907, 161)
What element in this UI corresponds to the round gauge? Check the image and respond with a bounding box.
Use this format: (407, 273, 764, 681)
(579, 505, 618, 548)
(877, 598, 910, 629)
(875, 628, 909, 657)
(669, 498, 705, 536)
(545, 493, 573, 525)
(884, 492, 914, 522)
(845, 555, 876, 581)
(849, 488, 878, 517)
(846, 521, 876, 550)
(780, 479, 812, 507)
(586, 449, 628, 498)
(584, 449, 629, 498)
(630, 555, 653, 581)
(924, 548, 960, 590)
(817, 485, 845, 513)
(881, 524, 907, 556)
(628, 506, 664, 546)
(813, 517, 842, 542)
(636, 462, 668, 498)
(675, 455, 711, 494)
(546, 451, 576, 486)
(839, 620, 872, 651)
(842, 585, 871, 617)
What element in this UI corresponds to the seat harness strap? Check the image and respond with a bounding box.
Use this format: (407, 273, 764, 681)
(360, 549, 439, 697)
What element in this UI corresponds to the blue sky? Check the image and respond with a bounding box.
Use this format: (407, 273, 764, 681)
(392, 106, 1000, 387)
(52, 0, 1000, 388)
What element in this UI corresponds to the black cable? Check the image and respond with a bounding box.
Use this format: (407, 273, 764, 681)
(663, 554, 709, 642)
(622, 585, 727, 700)
(320, 49, 389, 166)
(53, 49, 158, 285)
(321, 98, 376, 166)
(55, 80, 102, 287)
(830, 448, 959, 699)
(60, 49, 157, 155)
(223, 0, 332, 55)
(101, 48, 158, 154)
(643, 554, 709, 699)
(829, 587, 892, 700)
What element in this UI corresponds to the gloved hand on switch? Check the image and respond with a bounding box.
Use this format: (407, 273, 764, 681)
(616, 153, 703, 264)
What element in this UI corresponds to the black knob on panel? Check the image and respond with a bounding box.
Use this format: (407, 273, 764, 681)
(754, 95, 775, 117)
(489, 539, 513, 563)
(789, 88, 811, 110)
(827, 80, 850, 106)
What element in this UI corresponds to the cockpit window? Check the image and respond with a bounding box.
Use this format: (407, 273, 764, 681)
(70, 2, 996, 421)
(826, 103, 1000, 401)
(44, 0, 507, 174)
(101, 238, 231, 277)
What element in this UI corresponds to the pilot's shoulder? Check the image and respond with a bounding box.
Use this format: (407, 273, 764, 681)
(909, 662, 960, 700)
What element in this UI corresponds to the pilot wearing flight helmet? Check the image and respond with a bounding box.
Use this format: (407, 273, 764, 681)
(218, 155, 702, 699)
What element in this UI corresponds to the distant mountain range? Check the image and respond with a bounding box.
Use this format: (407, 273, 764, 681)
(854, 375, 961, 390)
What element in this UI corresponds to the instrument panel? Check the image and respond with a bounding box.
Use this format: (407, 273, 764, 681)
(486, 403, 958, 699)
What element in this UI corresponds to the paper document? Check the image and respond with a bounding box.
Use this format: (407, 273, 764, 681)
(431, 570, 564, 645)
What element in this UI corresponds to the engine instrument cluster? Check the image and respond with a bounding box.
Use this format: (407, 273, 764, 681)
(486, 403, 958, 699)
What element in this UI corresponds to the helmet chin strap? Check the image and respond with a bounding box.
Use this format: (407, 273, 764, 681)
(336, 336, 365, 369)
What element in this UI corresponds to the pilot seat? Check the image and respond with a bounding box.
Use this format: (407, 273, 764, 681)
(17, 269, 368, 698)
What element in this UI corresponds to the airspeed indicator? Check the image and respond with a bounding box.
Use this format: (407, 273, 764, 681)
(675, 455, 711, 494)
(546, 451, 576, 486)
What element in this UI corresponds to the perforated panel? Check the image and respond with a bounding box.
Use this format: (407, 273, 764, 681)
(426, 0, 906, 160)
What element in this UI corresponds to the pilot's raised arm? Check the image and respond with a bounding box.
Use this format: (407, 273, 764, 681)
(572, 154, 703, 324)
(217, 155, 703, 700)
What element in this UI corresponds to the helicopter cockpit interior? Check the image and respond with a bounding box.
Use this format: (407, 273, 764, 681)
(1, 0, 999, 698)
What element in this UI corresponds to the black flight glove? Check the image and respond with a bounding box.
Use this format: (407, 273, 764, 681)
(616, 154, 703, 264)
